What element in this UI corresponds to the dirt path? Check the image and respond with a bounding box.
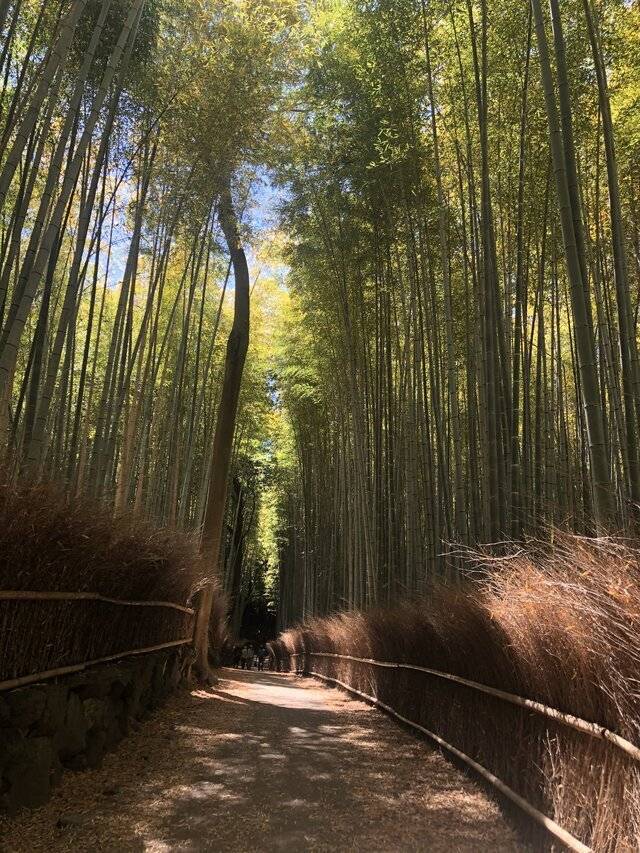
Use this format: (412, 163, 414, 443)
(0, 670, 522, 852)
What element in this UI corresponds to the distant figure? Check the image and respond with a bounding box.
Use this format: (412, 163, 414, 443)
(241, 643, 253, 670)
(256, 644, 268, 671)
(232, 645, 242, 668)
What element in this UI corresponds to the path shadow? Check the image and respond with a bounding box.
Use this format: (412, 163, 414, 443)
(105, 670, 519, 852)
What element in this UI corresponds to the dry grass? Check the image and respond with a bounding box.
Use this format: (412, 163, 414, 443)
(0, 476, 203, 600)
(0, 475, 225, 682)
(271, 534, 640, 851)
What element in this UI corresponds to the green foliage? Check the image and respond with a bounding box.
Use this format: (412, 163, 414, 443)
(2, 0, 640, 632)
(71, 0, 161, 83)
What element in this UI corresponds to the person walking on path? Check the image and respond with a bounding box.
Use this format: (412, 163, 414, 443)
(256, 644, 268, 671)
(241, 643, 253, 670)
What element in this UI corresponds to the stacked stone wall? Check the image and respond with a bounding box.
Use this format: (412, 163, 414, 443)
(0, 649, 189, 813)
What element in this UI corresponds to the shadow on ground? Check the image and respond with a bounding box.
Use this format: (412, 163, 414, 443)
(0, 669, 522, 852)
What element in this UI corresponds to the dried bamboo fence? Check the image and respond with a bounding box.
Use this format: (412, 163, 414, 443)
(282, 650, 640, 852)
(292, 651, 640, 763)
(0, 590, 196, 691)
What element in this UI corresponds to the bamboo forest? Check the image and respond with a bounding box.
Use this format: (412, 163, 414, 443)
(0, 1, 639, 850)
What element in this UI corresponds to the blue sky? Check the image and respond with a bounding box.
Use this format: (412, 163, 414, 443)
(103, 167, 289, 290)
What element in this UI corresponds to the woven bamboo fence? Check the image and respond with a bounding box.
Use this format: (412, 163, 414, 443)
(0, 591, 196, 691)
(280, 649, 640, 852)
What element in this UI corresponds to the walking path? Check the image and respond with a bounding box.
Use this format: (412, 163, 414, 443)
(0, 670, 522, 852)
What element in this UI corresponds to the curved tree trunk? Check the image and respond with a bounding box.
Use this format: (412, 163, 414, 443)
(194, 174, 250, 682)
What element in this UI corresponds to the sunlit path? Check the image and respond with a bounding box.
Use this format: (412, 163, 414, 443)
(0, 670, 521, 852)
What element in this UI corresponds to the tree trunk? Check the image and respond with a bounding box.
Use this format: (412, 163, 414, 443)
(194, 174, 250, 681)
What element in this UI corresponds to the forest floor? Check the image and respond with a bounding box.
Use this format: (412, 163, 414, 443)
(0, 670, 523, 852)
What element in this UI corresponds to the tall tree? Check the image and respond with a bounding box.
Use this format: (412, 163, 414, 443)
(194, 176, 250, 680)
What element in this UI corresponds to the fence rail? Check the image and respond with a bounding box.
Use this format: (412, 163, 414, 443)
(0, 590, 195, 615)
(0, 589, 196, 691)
(284, 650, 640, 852)
(307, 667, 591, 853)
(0, 638, 193, 692)
(290, 651, 640, 762)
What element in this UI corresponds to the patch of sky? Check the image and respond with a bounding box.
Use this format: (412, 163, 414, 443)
(98, 163, 291, 290)
(267, 372, 283, 407)
(244, 167, 291, 290)
(104, 183, 133, 287)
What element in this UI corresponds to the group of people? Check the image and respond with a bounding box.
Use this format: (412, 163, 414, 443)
(234, 642, 269, 671)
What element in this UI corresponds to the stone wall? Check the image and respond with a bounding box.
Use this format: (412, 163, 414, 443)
(0, 648, 190, 814)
